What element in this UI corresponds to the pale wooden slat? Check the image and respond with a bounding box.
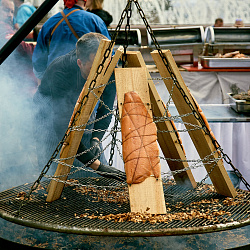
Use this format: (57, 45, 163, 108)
(115, 67, 166, 214)
(128, 176, 166, 214)
(151, 50, 236, 198)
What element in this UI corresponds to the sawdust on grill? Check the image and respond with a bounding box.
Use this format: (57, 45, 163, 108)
(2, 177, 249, 233)
(63, 179, 250, 225)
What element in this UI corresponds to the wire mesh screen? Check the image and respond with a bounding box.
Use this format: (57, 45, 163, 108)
(0, 177, 249, 236)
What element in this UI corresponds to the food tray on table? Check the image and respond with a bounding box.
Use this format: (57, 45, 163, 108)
(200, 56, 250, 68)
(228, 93, 250, 113)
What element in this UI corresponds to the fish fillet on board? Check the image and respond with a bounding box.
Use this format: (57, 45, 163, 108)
(121, 91, 160, 184)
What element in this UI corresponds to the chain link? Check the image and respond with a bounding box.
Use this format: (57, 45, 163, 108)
(109, 105, 120, 166)
(122, 0, 132, 67)
(46, 175, 127, 190)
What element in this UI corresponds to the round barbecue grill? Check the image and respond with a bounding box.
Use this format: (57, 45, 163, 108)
(1, 1, 250, 249)
(0, 177, 250, 249)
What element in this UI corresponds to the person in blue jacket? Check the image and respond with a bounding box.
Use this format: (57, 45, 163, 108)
(32, 0, 110, 81)
(14, 0, 36, 29)
(33, 32, 125, 181)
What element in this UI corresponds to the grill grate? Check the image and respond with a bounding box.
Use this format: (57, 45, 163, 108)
(0, 177, 249, 236)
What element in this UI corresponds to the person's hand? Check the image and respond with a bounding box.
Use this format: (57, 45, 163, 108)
(97, 163, 126, 182)
(90, 138, 101, 159)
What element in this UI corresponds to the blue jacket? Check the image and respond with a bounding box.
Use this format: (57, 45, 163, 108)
(32, 5, 110, 79)
(15, 3, 36, 27)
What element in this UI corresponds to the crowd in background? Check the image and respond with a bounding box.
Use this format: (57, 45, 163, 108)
(214, 17, 245, 27)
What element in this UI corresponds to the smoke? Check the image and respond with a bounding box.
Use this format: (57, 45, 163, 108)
(0, 38, 40, 191)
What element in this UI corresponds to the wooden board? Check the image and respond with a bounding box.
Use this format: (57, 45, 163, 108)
(151, 50, 236, 198)
(128, 176, 166, 214)
(115, 67, 166, 214)
(46, 41, 122, 202)
(115, 67, 152, 117)
(125, 51, 196, 188)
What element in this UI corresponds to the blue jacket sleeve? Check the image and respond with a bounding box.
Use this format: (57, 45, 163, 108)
(16, 4, 36, 27)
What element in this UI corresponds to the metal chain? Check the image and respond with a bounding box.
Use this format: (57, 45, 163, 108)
(109, 105, 120, 166)
(195, 160, 219, 188)
(53, 128, 112, 169)
(133, 0, 250, 191)
(48, 133, 115, 179)
(162, 151, 222, 200)
(122, 0, 132, 67)
(71, 110, 114, 132)
(45, 175, 127, 190)
(154, 112, 193, 122)
(164, 78, 176, 112)
(161, 148, 222, 176)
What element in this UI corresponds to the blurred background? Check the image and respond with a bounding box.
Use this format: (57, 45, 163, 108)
(30, 0, 250, 26)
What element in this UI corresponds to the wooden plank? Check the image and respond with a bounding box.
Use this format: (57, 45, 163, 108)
(46, 41, 122, 202)
(115, 67, 166, 214)
(125, 51, 196, 188)
(128, 176, 166, 214)
(151, 50, 236, 198)
(116, 67, 152, 117)
(148, 84, 197, 188)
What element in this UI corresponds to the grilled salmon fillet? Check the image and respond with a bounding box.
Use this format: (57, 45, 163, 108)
(121, 91, 160, 184)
